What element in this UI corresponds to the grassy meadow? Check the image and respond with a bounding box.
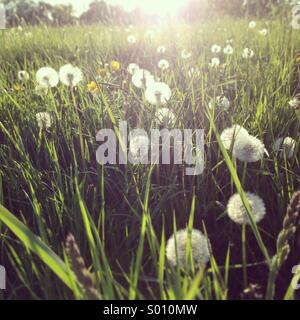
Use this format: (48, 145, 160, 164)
(0, 18, 300, 300)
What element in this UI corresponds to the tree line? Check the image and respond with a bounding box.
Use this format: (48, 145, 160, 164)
(1, 0, 294, 27)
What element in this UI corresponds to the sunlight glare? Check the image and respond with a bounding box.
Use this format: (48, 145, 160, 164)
(108, 0, 190, 16)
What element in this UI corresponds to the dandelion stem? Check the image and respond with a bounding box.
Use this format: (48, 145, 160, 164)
(241, 162, 248, 187)
(242, 224, 248, 289)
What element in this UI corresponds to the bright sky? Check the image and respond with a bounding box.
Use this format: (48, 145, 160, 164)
(38, 0, 190, 16)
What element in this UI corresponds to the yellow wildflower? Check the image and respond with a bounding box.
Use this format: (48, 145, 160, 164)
(110, 60, 121, 72)
(12, 83, 23, 92)
(87, 81, 100, 94)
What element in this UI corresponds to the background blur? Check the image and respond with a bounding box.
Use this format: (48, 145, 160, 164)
(1, 0, 298, 27)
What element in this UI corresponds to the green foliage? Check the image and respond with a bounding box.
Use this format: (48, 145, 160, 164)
(2, 0, 75, 27)
(0, 18, 300, 300)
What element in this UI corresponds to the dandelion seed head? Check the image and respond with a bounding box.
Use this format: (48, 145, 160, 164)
(242, 48, 254, 59)
(127, 35, 137, 44)
(181, 49, 192, 59)
(223, 45, 234, 55)
(259, 28, 268, 36)
(211, 44, 222, 53)
(59, 64, 83, 87)
(157, 45, 166, 54)
(227, 192, 266, 225)
(220, 125, 249, 150)
(209, 57, 220, 67)
(127, 63, 140, 75)
(155, 107, 176, 126)
(18, 70, 30, 82)
(145, 82, 171, 105)
(166, 229, 210, 269)
(233, 135, 265, 162)
(158, 59, 169, 70)
(209, 96, 230, 111)
(132, 69, 154, 89)
(249, 21, 256, 29)
(273, 137, 296, 159)
(36, 67, 59, 88)
(288, 97, 299, 109)
(36, 112, 52, 129)
(129, 134, 149, 162)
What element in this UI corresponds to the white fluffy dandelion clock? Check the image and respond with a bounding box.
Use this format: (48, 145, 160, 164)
(59, 64, 83, 87)
(127, 63, 140, 75)
(36, 67, 59, 88)
(219, 96, 230, 110)
(209, 57, 220, 67)
(220, 125, 249, 150)
(127, 35, 137, 44)
(35, 112, 52, 129)
(259, 28, 268, 36)
(155, 107, 176, 126)
(181, 49, 192, 59)
(145, 82, 171, 105)
(288, 97, 299, 109)
(273, 137, 296, 159)
(157, 45, 166, 54)
(233, 134, 265, 162)
(211, 44, 222, 54)
(166, 229, 210, 269)
(132, 69, 155, 89)
(129, 134, 149, 164)
(209, 96, 230, 111)
(249, 21, 256, 29)
(242, 48, 254, 59)
(158, 59, 170, 70)
(223, 45, 234, 55)
(227, 192, 266, 225)
(18, 70, 30, 82)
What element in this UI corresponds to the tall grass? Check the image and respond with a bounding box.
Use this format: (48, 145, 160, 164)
(0, 18, 300, 300)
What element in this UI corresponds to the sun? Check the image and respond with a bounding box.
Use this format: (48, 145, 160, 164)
(107, 0, 190, 16)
